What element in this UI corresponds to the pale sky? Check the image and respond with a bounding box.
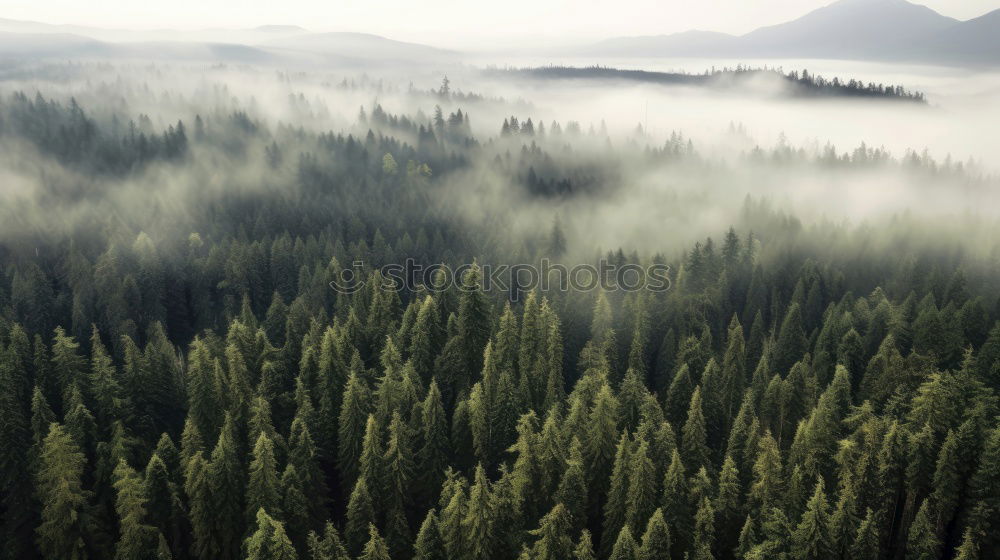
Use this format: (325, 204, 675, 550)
(0, 0, 997, 46)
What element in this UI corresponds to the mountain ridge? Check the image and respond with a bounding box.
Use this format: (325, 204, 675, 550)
(584, 0, 999, 65)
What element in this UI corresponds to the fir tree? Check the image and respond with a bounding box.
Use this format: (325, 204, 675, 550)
(113, 459, 159, 560)
(35, 423, 89, 560)
(358, 524, 391, 560)
(413, 509, 446, 560)
(245, 508, 298, 560)
(247, 433, 282, 527)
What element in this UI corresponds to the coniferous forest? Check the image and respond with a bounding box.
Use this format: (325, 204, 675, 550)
(0, 60, 999, 560)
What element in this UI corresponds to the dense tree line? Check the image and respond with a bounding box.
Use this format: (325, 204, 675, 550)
(490, 66, 925, 102)
(0, 82, 999, 560)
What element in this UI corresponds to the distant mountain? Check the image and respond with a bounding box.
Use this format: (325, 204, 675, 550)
(0, 17, 308, 45)
(0, 31, 110, 58)
(916, 8, 1000, 63)
(253, 25, 307, 33)
(261, 32, 457, 63)
(738, 0, 957, 58)
(0, 23, 455, 66)
(584, 0, 999, 65)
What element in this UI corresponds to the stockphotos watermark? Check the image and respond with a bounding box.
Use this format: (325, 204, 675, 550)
(329, 259, 671, 298)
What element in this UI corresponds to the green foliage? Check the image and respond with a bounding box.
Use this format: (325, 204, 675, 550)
(35, 423, 89, 560)
(245, 508, 298, 560)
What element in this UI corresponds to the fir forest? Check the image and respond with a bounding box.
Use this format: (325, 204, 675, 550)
(2, 2, 1000, 560)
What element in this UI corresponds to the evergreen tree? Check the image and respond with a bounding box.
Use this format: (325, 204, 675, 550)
(245, 508, 298, 560)
(682, 387, 712, 475)
(358, 524, 391, 560)
(850, 508, 881, 560)
(638, 508, 671, 560)
(35, 423, 89, 560)
(790, 479, 829, 560)
(906, 500, 940, 560)
(413, 509, 446, 560)
(208, 413, 244, 560)
(247, 433, 282, 527)
(113, 459, 159, 560)
(609, 525, 639, 560)
(461, 465, 493, 560)
(345, 477, 375, 555)
(692, 497, 716, 560)
(338, 370, 371, 488)
(526, 503, 575, 560)
(574, 530, 597, 560)
(555, 438, 589, 534)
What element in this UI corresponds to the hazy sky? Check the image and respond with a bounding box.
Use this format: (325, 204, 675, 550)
(1, 0, 997, 45)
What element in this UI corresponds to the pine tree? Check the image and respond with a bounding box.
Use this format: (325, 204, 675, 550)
(638, 508, 671, 560)
(144, 453, 183, 557)
(584, 383, 619, 498)
(345, 476, 375, 555)
(826, 486, 858, 560)
(735, 515, 756, 560)
(661, 449, 688, 553)
(625, 439, 658, 532)
(413, 509, 446, 560)
(929, 428, 962, 533)
(247, 433, 282, 527)
(715, 454, 742, 554)
(457, 264, 491, 375)
(338, 370, 371, 488)
(245, 508, 298, 560)
(609, 525, 640, 560)
(555, 437, 589, 535)
(692, 497, 716, 560)
(209, 413, 244, 560)
(462, 464, 494, 560)
(574, 530, 597, 560)
(417, 379, 450, 505)
(113, 459, 159, 560)
(288, 414, 327, 524)
(358, 415, 384, 510)
(954, 527, 980, 560)
(790, 479, 830, 560)
(383, 411, 415, 558)
(526, 503, 575, 560)
(307, 522, 350, 560)
(749, 431, 783, 512)
(36, 423, 89, 560)
(664, 364, 694, 427)
(906, 500, 940, 560)
(0, 344, 34, 558)
(774, 304, 808, 375)
(603, 431, 632, 557)
(359, 524, 391, 560)
(280, 465, 310, 551)
(185, 451, 216, 559)
(850, 508, 881, 560)
(682, 386, 712, 475)
(966, 426, 1000, 552)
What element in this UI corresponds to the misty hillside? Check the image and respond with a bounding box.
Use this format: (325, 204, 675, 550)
(0, 31, 110, 58)
(585, 0, 1000, 65)
(261, 32, 459, 63)
(0, 25, 453, 65)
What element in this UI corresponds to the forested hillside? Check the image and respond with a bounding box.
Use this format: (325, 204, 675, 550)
(0, 65, 998, 560)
